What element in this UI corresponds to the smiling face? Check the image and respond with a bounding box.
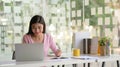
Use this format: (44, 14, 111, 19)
(27, 15, 46, 35)
(31, 23, 43, 36)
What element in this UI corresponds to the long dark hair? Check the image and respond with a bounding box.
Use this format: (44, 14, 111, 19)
(27, 15, 46, 35)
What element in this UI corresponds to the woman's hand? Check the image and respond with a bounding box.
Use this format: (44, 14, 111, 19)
(56, 49, 62, 57)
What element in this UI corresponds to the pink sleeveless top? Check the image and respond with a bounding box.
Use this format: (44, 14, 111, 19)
(22, 33, 58, 57)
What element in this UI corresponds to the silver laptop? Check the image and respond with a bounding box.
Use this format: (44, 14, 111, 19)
(15, 43, 44, 61)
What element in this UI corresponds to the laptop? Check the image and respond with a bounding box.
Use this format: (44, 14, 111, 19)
(15, 43, 44, 61)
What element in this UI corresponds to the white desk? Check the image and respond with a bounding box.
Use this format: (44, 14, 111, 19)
(0, 57, 95, 67)
(0, 54, 120, 67)
(95, 54, 120, 67)
(0, 59, 95, 67)
(82, 54, 120, 67)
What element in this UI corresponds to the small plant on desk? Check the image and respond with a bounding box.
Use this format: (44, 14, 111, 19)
(98, 37, 112, 56)
(99, 37, 111, 46)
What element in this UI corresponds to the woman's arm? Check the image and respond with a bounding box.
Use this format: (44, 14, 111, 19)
(48, 34, 62, 57)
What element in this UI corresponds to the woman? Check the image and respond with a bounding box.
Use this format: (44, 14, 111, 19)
(22, 15, 61, 57)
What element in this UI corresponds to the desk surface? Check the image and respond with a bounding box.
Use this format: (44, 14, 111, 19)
(0, 57, 95, 67)
(0, 54, 120, 67)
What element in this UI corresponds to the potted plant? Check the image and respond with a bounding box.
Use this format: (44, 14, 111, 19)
(98, 37, 112, 56)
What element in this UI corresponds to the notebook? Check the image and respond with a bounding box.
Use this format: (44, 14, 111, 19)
(15, 43, 44, 61)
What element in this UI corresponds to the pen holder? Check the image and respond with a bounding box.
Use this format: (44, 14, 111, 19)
(73, 48, 80, 56)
